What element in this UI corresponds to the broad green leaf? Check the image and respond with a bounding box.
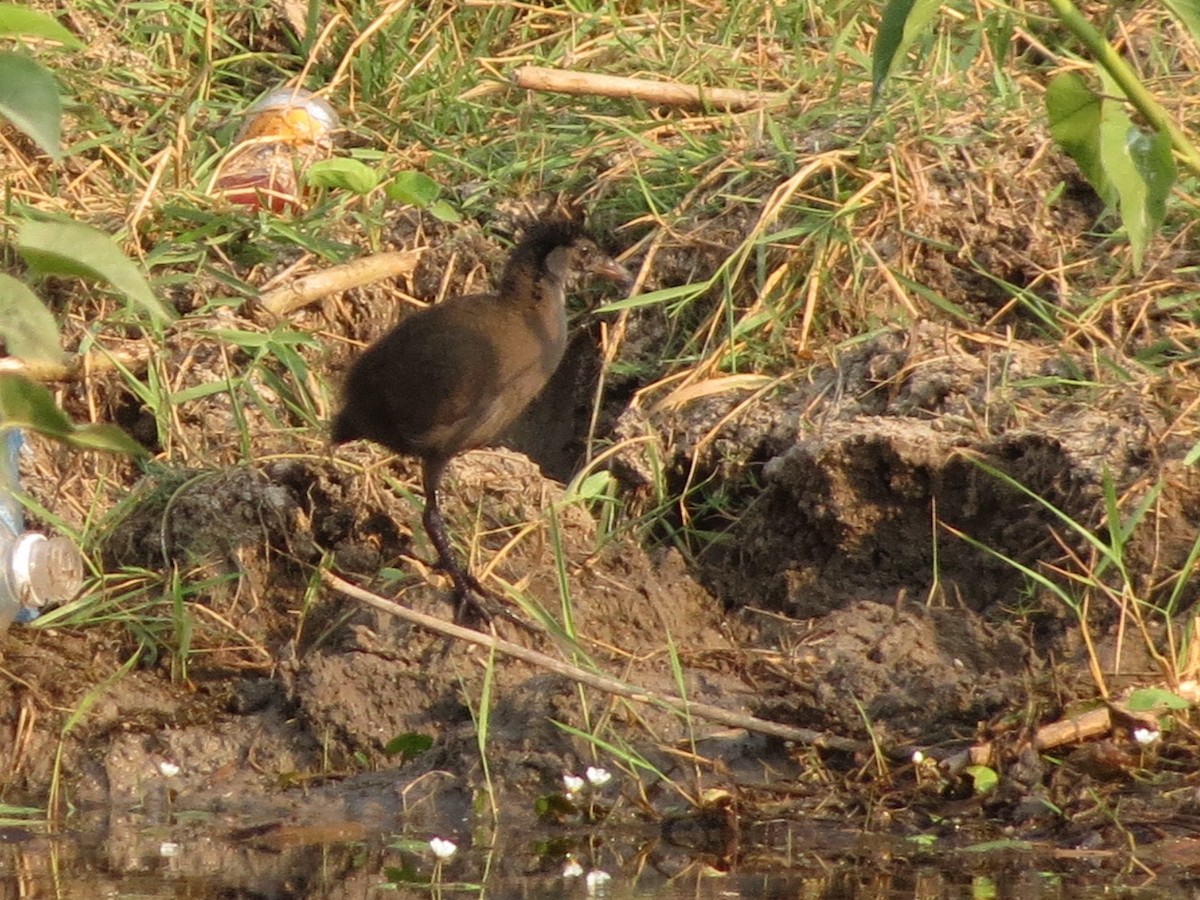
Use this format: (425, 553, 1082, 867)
(386, 170, 441, 207)
(1127, 687, 1190, 711)
(964, 764, 999, 795)
(1164, 0, 1200, 48)
(305, 158, 378, 194)
(871, 0, 944, 101)
(0, 373, 72, 437)
(1098, 71, 1175, 269)
(1046, 71, 1111, 205)
(0, 4, 82, 46)
(383, 732, 433, 759)
(1125, 128, 1175, 267)
(565, 470, 615, 503)
(0, 374, 146, 455)
(17, 220, 173, 323)
(427, 199, 462, 223)
(0, 52, 62, 160)
(0, 274, 63, 363)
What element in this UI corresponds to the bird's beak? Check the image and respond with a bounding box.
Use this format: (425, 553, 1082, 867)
(593, 257, 635, 292)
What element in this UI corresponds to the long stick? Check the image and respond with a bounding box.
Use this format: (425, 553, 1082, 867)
(322, 570, 871, 754)
(513, 66, 786, 112)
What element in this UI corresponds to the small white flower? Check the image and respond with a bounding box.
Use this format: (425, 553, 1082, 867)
(585, 869, 612, 896)
(563, 773, 585, 796)
(157, 759, 181, 777)
(562, 858, 584, 878)
(585, 766, 612, 787)
(911, 750, 925, 765)
(159, 841, 181, 858)
(1133, 727, 1161, 746)
(429, 837, 457, 860)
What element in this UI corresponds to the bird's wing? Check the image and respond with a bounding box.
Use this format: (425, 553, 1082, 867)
(352, 308, 504, 450)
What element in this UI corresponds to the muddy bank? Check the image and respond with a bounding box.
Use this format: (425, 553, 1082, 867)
(3, 312, 1197, 872)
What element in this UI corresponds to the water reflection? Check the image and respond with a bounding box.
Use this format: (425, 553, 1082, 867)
(0, 818, 1189, 899)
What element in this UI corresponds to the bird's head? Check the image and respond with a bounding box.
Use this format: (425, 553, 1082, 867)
(511, 220, 633, 295)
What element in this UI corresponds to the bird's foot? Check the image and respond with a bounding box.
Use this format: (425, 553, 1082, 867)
(445, 568, 537, 633)
(451, 582, 494, 627)
(432, 559, 489, 625)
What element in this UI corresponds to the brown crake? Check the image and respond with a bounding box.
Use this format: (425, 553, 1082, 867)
(332, 221, 631, 622)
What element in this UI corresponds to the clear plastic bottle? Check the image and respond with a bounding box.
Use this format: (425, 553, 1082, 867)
(0, 429, 83, 634)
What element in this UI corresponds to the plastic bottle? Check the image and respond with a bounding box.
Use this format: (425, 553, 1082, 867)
(208, 85, 340, 213)
(0, 429, 84, 635)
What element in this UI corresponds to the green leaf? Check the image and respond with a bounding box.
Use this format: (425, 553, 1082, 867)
(305, 158, 378, 194)
(1132, 130, 1177, 234)
(427, 198, 462, 223)
(1045, 68, 1176, 267)
(0, 4, 82, 46)
(0, 373, 71, 437)
(0, 274, 64, 364)
(961, 838, 1033, 853)
(383, 731, 434, 759)
(0, 374, 146, 455)
(206, 327, 317, 351)
(972, 875, 997, 900)
(0, 52, 62, 161)
(1098, 71, 1175, 269)
(386, 170, 441, 207)
(534, 792, 578, 820)
(871, 0, 944, 101)
(1164, 0, 1200, 48)
(16, 220, 173, 323)
(62, 423, 149, 455)
(381, 864, 426, 886)
(1119, 136, 1172, 268)
(566, 471, 615, 503)
(596, 280, 710, 313)
(1127, 687, 1190, 711)
(1046, 71, 1111, 205)
(964, 764, 999, 795)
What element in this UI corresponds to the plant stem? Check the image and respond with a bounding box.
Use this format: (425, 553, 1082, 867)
(1046, 0, 1200, 178)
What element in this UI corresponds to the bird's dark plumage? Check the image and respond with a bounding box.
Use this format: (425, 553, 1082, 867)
(332, 220, 630, 623)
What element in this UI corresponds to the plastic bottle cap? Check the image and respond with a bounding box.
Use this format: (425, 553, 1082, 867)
(11, 533, 83, 607)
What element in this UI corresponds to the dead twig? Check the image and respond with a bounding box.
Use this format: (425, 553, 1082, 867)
(0, 345, 151, 383)
(322, 569, 872, 754)
(256, 248, 424, 318)
(512, 66, 786, 111)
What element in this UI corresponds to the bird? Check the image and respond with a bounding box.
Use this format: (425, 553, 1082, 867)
(331, 220, 631, 623)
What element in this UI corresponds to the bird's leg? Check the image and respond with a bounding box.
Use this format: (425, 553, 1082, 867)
(421, 458, 490, 624)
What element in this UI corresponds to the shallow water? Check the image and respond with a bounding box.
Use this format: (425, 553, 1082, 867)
(0, 815, 1189, 899)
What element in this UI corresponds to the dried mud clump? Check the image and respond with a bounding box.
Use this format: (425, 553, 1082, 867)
(748, 600, 1031, 746)
(614, 322, 1199, 624)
